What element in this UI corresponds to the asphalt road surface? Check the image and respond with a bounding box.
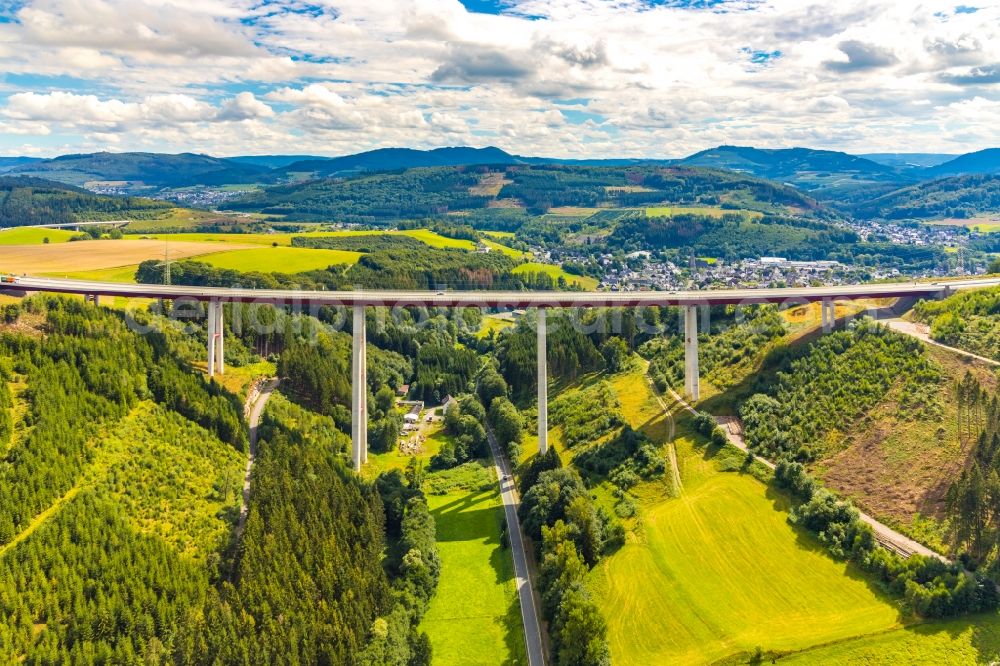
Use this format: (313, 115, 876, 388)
(6, 275, 1000, 307)
(486, 425, 546, 666)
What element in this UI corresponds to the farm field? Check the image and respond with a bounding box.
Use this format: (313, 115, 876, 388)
(512, 262, 598, 289)
(546, 360, 907, 665)
(928, 215, 1000, 233)
(419, 488, 526, 666)
(125, 207, 237, 232)
(477, 314, 516, 339)
(129, 229, 478, 250)
(0, 239, 255, 275)
(198, 246, 363, 272)
(589, 419, 903, 665)
(483, 238, 530, 259)
(41, 264, 140, 283)
(0, 228, 77, 245)
(645, 205, 763, 219)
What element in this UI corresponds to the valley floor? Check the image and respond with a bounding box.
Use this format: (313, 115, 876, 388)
(419, 489, 527, 666)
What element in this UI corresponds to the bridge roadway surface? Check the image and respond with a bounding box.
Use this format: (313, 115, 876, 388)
(5, 275, 1000, 306)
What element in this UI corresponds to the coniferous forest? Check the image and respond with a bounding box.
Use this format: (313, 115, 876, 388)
(0, 297, 438, 664)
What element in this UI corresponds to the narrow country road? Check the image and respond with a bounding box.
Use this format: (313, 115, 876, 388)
(486, 424, 546, 666)
(645, 374, 682, 494)
(235, 378, 279, 541)
(663, 386, 950, 562)
(888, 319, 1000, 367)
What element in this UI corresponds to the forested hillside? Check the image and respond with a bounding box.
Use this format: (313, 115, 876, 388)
(0, 176, 169, 227)
(0, 297, 437, 663)
(852, 174, 1000, 220)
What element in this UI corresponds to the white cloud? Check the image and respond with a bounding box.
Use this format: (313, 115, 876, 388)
(0, 0, 997, 156)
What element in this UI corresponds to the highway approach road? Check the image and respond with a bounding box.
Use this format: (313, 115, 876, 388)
(486, 425, 546, 666)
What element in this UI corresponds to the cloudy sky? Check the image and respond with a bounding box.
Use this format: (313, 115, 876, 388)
(0, 0, 997, 158)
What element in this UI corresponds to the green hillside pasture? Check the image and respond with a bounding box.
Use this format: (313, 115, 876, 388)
(0, 228, 77, 245)
(779, 611, 1000, 664)
(645, 205, 763, 219)
(512, 262, 598, 289)
(198, 247, 363, 273)
(591, 425, 902, 665)
(419, 488, 527, 666)
(483, 238, 530, 259)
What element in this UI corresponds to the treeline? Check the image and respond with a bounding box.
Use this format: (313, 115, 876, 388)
(740, 320, 942, 461)
(518, 451, 619, 665)
(0, 176, 169, 227)
(946, 372, 1000, 571)
(774, 461, 998, 618)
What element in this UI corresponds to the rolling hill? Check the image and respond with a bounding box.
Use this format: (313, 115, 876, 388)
(924, 148, 1000, 177)
(0, 175, 170, 227)
(7, 151, 274, 188)
(852, 173, 1000, 220)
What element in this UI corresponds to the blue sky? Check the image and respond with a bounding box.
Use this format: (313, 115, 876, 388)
(0, 0, 997, 158)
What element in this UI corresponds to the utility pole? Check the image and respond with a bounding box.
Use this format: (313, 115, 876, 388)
(164, 238, 171, 286)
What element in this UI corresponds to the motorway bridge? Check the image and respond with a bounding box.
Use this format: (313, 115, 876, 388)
(4, 275, 1000, 471)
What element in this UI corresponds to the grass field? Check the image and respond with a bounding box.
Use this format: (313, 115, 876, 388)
(778, 611, 1000, 664)
(512, 262, 598, 289)
(198, 247, 363, 272)
(477, 314, 516, 339)
(646, 205, 763, 219)
(0, 228, 77, 245)
(590, 419, 903, 665)
(40, 264, 140, 283)
(0, 239, 255, 275)
(419, 489, 527, 666)
(483, 239, 530, 260)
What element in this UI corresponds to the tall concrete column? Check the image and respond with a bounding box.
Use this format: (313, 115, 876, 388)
(214, 302, 224, 375)
(684, 305, 700, 401)
(821, 299, 834, 333)
(537, 308, 548, 455)
(352, 303, 368, 470)
(207, 301, 218, 377)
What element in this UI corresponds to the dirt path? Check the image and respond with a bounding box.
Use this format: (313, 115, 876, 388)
(235, 378, 278, 541)
(888, 319, 1000, 367)
(645, 375, 683, 494)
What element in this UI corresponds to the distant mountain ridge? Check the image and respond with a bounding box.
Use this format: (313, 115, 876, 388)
(924, 148, 1000, 177)
(7, 151, 272, 188)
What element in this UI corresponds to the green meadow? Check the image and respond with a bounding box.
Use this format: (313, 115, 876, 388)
(420, 488, 527, 666)
(198, 246, 363, 272)
(512, 262, 598, 289)
(0, 228, 77, 244)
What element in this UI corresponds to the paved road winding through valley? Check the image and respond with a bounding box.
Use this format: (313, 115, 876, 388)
(236, 378, 279, 541)
(486, 425, 546, 666)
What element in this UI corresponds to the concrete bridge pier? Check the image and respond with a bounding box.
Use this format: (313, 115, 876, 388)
(85, 294, 100, 307)
(684, 305, 700, 402)
(352, 303, 368, 470)
(537, 308, 548, 455)
(207, 301, 224, 377)
(821, 299, 835, 332)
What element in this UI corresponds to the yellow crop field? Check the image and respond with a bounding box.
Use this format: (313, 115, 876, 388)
(0, 239, 255, 275)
